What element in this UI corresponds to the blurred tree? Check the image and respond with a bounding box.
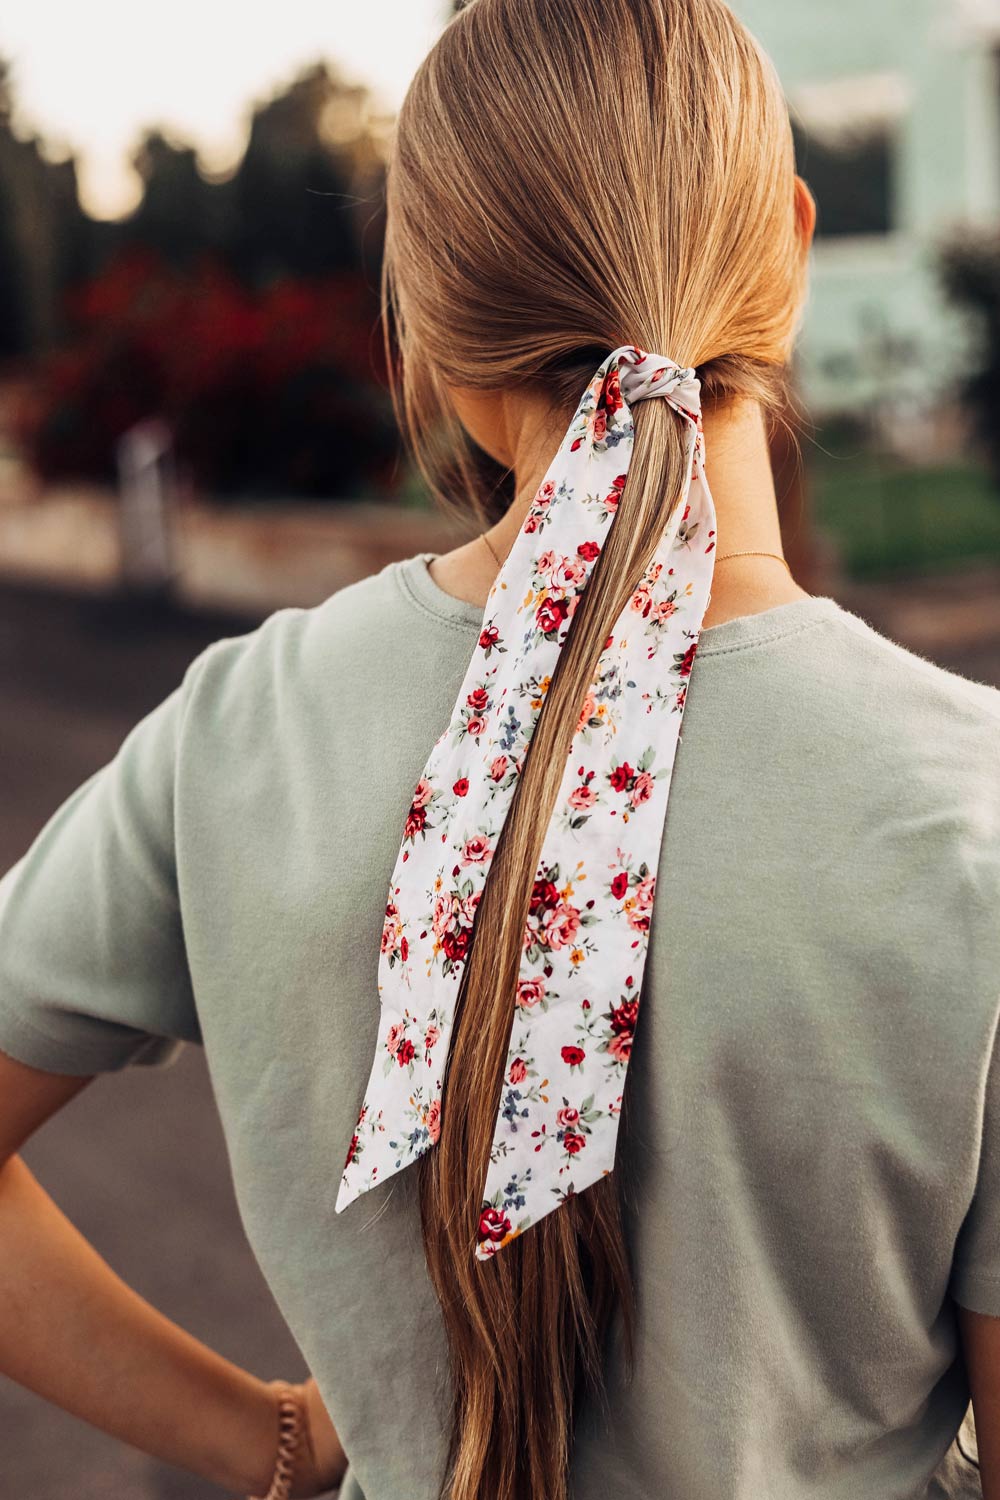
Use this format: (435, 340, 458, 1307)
(939, 231, 1000, 495)
(0, 56, 90, 357)
(21, 246, 399, 501)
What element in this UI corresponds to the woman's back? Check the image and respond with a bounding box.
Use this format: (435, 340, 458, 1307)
(3, 549, 996, 1498)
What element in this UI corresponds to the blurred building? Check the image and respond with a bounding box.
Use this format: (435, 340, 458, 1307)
(736, 0, 1000, 432)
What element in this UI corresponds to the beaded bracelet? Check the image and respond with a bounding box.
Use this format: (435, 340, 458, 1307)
(247, 1380, 306, 1500)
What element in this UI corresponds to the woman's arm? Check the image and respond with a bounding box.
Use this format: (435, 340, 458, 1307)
(957, 1302, 1000, 1500)
(0, 1049, 347, 1497)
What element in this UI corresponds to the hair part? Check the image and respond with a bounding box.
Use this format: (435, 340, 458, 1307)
(380, 2, 808, 1495)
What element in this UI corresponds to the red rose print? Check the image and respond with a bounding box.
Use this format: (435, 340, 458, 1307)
(679, 641, 698, 677)
(530, 877, 559, 913)
(610, 763, 633, 792)
(467, 687, 489, 711)
(509, 1056, 527, 1085)
(453, 777, 469, 797)
(610, 871, 628, 901)
(478, 1205, 511, 1244)
(563, 1131, 587, 1154)
(535, 596, 570, 636)
(344, 1133, 359, 1169)
(441, 926, 471, 964)
(479, 623, 500, 651)
(396, 1039, 415, 1067)
(399, 935, 409, 961)
(577, 539, 600, 561)
(561, 1045, 585, 1067)
(603, 368, 623, 416)
(610, 999, 638, 1036)
(404, 804, 427, 840)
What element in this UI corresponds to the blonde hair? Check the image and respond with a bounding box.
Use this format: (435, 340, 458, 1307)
(381, 2, 808, 1496)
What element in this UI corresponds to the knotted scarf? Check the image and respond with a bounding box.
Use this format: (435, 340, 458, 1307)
(335, 343, 717, 1259)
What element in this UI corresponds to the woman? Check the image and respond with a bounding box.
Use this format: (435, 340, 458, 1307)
(0, 1, 998, 1497)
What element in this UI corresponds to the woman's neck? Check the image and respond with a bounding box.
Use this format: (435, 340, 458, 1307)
(429, 396, 811, 626)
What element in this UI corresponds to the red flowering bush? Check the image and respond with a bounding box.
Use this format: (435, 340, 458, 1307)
(23, 244, 399, 500)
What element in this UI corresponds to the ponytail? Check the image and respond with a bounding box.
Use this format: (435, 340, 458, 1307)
(383, 1, 808, 1494)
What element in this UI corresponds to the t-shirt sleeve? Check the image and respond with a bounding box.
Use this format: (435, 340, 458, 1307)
(0, 669, 202, 1076)
(949, 1003, 1000, 1316)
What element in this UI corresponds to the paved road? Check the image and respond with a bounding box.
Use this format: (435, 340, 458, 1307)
(0, 575, 997, 1499)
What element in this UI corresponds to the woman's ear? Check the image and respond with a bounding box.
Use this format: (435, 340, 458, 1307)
(793, 174, 817, 253)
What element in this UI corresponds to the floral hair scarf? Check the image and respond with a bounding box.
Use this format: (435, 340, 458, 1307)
(335, 344, 717, 1259)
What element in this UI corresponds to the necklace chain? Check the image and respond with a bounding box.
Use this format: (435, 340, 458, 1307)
(479, 531, 790, 574)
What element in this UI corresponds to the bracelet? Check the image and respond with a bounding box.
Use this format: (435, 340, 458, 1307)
(247, 1380, 306, 1500)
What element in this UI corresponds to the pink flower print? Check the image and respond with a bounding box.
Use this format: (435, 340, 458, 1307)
(536, 549, 559, 579)
(516, 977, 546, 1009)
(490, 754, 509, 782)
(465, 714, 488, 739)
(535, 479, 555, 510)
(460, 890, 482, 925)
(461, 835, 493, 867)
(509, 1056, 528, 1085)
(424, 1024, 441, 1053)
(555, 555, 587, 589)
(590, 409, 607, 445)
(630, 585, 653, 617)
(635, 876, 656, 910)
(385, 1022, 405, 1057)
(625, 904, 651, 936)
(655, 598, 677, 624)
(608, 1034, 633, 1063)
(426, 1098, 441, 1144)
(629, 771, 655, 808)
(381, 904, 403, 953)
(543, 902, 581, 949)
(412, 778, 433, 809)
(432, 894, 457, 940)
(555, 1105, 580, 1129)
(576, 691, 596, 733)
(568, 783, 596, 811)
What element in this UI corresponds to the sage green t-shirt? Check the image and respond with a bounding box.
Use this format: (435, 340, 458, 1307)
(1, 551, 998, 1500)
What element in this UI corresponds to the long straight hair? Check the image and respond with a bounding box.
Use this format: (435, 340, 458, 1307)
(380, 3, 809, 1495)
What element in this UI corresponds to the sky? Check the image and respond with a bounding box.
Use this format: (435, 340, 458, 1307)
(1, 1, 449, 219)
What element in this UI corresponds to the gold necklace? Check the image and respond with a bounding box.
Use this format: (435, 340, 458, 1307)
(479, 531, 789, 574)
